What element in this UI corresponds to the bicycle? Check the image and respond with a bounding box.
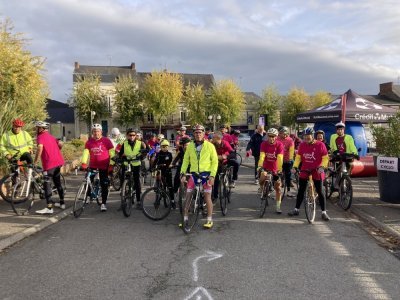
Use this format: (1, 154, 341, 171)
(180, 173, 209, 234)
(324, 152, 359, 210)
(110, 158, 123, 191)
(259, 169, 274, 218)
(141, 165, 175, 221)
(0, 153, 26, 203)
(301, 169, 318, 224)
(11, 165, 66, 216)
(120, 156, 142, 217)
(218, 164, 233, 216)
(73, 168, 105, 217)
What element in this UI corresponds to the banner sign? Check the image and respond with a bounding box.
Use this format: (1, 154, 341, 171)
(377, 156, 398, 172)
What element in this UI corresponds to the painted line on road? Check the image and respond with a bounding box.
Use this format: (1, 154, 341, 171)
(192, 250, 223, 282)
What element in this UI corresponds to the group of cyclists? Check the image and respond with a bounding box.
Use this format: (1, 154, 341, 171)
(1, 117, 359, 230)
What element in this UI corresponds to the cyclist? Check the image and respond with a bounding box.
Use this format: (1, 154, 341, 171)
(118, 128, 148, 209)
(172, 136, 191, 194)
(288, 127, 330, 221)
(315, 130, 330, 152)
(0, 118, 33, 164)
(175, 126, 189, 149)
(277, 126, 295, 197)
(81, 124, 115, 212)
(147, 134, 157, 149)
(258, 128, 284, 214)
(246, 125, 266, 184)
(110, 127, 125, 148)
(230, 129, 240, 150)
(32, 121, 65, 214)
(153, 139, 175, 208)
(204, 127, 212, 140)
(149, 133, 165, 168)
(211, 133, 239, 198)
(329, 121, 358, 174)
(220, 125, 234, 146)
(180, 124, 218, 230)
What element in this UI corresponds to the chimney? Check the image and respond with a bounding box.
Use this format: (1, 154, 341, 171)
(130, 62, 136, 70)
(74, 61, 80, 70)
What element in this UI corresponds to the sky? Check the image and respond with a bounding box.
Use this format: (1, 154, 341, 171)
(1, 0, 400, 102)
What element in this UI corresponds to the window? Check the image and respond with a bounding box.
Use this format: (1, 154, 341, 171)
(180, 111, 187, 122)
(147, 113, 154, 123)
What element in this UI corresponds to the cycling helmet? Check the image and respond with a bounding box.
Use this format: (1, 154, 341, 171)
(180, 126, 187, 131)
(126, 128, 136, 134)
(335, 121, 346, 128)
(316, 129, 325, 135)
(303, 127, 315, 135)
(92, 123, 102, 131)
(111, 128, 120, 136)
(267, 128, 279, 136)
(12, 119, 25, 127)
(160, 139, 170, 146)
(136, 132, 142, 139)
(34, 121, 49, 129)
(194, 124, 205, 132)
(205, 127, 211, 132)
(157, 133, 165, 140)
(233, 129, 240, 135)
(180, 136, 191, 145)
(279, 126, 289, 133)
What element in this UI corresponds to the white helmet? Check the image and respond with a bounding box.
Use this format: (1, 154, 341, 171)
(92, 123, 102, 131)
(111, 127, 120, 136)
(267, 128, 279, 136)
(35, 121, 49, 129)
(335, 121, 346, 128)
(157, 133, 165, 140)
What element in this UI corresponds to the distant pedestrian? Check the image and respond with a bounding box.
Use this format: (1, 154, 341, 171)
(246, 125, 266, 184)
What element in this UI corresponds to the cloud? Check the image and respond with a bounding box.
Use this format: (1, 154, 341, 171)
(1, 0, 399, 102)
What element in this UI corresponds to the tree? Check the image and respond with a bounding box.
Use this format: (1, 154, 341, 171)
(310, 90, 332, 109)
(209, 79, 244, 126)
(257, 84, 282, 126)
(113, 75, 143, 127)
(183, 83, 207, 125)
(69, 74, 109, 131)
(142, 70, 183, 133)
(281, 87, 310, 127)
(0, 19, 48, 137)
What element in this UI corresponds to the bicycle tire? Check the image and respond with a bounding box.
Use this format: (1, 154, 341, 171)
(111, 165, 122, 191)
(73, 181, 89, 218)
(259, 181, 270, 218)
(0, 173, 20, 203)
(226, 168, 233, 204)
(219, 177, 228, 216)
(181, 191, 200, 234)
(324, 174, 333, 200)
(121, 180, 134, 217)
(141, 187, 171, 221)
(304, 184, 316, 223)
(281, 174, 287, 200)
(11, 181, 35, 215)
(93, 179, 102, 206)
(178, 183, 186, 216)
(338, 175, 353, 210)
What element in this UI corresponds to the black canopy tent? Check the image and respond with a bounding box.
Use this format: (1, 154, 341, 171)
(296, 89, 398, 123)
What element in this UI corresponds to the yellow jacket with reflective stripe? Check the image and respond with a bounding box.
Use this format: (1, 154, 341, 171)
(180, 140, 218, 177)
(0, 130, 33, 158)
(122, 140, 142, 166)
(329, 134, 358, 155)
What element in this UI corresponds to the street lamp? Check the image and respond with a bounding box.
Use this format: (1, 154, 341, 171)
(208, 114, 221, 132)
(90, 111, 96, 131)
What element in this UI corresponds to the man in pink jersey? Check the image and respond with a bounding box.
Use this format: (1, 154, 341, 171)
(33, 121, 65, 214)
(277, 126, 295, 197)
(220, 125, 234, 146)
(258, 128, 284, 214)
(81, 124, 115, 212)
(288, 127, 330, 221)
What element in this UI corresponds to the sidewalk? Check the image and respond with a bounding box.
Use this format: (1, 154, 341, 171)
(1, 165, 400, 252)
(242, 158, 400, 242)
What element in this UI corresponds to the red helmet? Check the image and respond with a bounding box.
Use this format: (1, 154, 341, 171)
(12, 119, 25, 127)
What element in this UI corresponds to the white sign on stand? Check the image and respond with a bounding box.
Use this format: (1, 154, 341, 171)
(377, 157, 398, 172)
(259, 116, 265, 126)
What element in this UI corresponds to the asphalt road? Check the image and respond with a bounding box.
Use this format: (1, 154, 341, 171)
(0, 167, 399, 300)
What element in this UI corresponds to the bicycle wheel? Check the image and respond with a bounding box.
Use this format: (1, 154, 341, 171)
(181, 191, 200, 234)
(304, 184, 316, 223)
(11, 180, 35, 215)
(121, 179, 134, 217)
(324, 173, 333, 200)
(338, 175, 353, 210)
(111, 165, 122, 191)
(141, 187, 171, 220)
(226, 169, 233, 203)
(0, 173, 20, 203)
(259, 181, 270, 218)
(235, 152, 242, 165)
(73, 181, 89, 218)
(177, 183, 186, 216)
(219, 177, 228, 216)
(280, 174, 287, 200)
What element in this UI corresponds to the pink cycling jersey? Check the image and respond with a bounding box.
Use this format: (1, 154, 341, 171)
(297, 140, 327, 180)
(277, 136, 294, 162)
(36, 131, 64, 171)
(259, 140, 284, 173)
(85, 137, 114, 170)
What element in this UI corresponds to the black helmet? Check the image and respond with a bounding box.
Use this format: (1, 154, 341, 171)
(180, 136, 191, 145)
(279, 126, 289, 133)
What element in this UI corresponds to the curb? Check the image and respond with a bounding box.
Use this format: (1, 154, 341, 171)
(350, 206, 400, 241)
(0, 207, 72, 252)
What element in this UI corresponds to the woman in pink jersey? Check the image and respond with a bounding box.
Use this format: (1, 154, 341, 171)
(33, 121, 65, 215)
(288, 127, 330, 221)
(277, 126, 295, 197)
